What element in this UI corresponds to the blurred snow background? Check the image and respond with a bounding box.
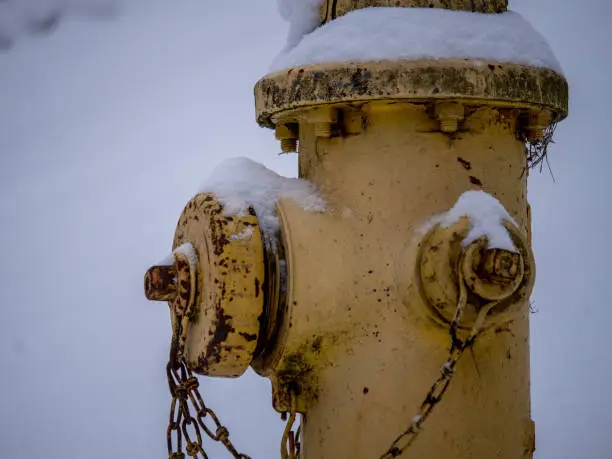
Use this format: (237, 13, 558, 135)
(0, 0, 120, 50)
(0, 1, 610, 458)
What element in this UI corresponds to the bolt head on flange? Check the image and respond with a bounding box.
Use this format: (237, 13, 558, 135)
(144, 193, 267, 378)
(276, 123, 299, 153)
(435, 102, 465, 133)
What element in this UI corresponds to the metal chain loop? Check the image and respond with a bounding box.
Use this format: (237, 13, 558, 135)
(294, 423, 302, 458)
(163, 247, 495, 459)
(281, 389, 300, 459)
(379, 253, 500, 458)
(166, 360, 251, 459)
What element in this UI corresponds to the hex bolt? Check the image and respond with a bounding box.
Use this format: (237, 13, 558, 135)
(280, 138, 298, 153)
(144, 264, 177, 301)
(315, 122, 333, 138)
(441, 118, 459, 134)
(525, 127, 544, 143)
(524, 110, 551, 142)
(342, 108, 364, 136)
(311, 107, 338, 138)
(435, 102, 465, 133)
(275, 123, 298, 153)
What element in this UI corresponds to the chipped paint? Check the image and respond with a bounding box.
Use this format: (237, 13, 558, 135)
(171, 193, 267, 378)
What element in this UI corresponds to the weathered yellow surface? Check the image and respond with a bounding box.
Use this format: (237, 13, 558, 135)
(136, 0, 572, 456)
(172, 193, 266, 378)
(253, 102, 536, 458)
(255, 60, 568, 130)
(250, 4, 567, 452)
(142, 1, 569, 457)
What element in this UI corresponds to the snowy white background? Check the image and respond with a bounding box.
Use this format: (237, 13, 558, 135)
(1, 1, 610, 458)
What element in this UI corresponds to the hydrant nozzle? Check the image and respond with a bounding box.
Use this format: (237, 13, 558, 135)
(143, 193, 270, 378)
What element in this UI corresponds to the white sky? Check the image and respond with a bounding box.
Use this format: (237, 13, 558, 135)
(0, 1, 610, 458)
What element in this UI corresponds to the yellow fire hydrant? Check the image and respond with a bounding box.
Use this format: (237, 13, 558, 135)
(145, 1, 568, 458)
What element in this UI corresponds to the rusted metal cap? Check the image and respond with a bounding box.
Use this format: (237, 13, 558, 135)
(418, 216, 535, 329)
(461, 241, 525, 302)
(145, 193, 267, 378)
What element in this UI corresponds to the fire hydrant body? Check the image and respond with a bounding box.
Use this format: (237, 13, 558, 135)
(263, 103, 533, 459)
(145, 1, 568, 458)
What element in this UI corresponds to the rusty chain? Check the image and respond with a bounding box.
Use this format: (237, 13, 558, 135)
(163, 246, 302, 459)
(379, 254, 500, 458)
(166, 360, 252, 459)
(166, 358, 302, 459)
(280, 389, 301, 459)
(162, 245, 492, 459)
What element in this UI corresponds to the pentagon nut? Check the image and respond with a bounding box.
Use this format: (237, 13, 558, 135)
(145, 264, 177, 302)
(461, 243, 524, 302)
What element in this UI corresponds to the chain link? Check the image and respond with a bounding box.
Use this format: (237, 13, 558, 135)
(164, 246, 302, 459)
(294, 423, 302, 458)
(166, 360, 251, 459)
(280, 389, 300, 459)
(164, 249, 493, 459)
(379, 254, 500, 458)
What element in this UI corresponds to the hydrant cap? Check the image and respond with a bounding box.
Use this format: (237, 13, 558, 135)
(172, 193, 266, 377)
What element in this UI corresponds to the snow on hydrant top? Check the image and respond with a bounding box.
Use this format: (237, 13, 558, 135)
(272, 6, 562, 74)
